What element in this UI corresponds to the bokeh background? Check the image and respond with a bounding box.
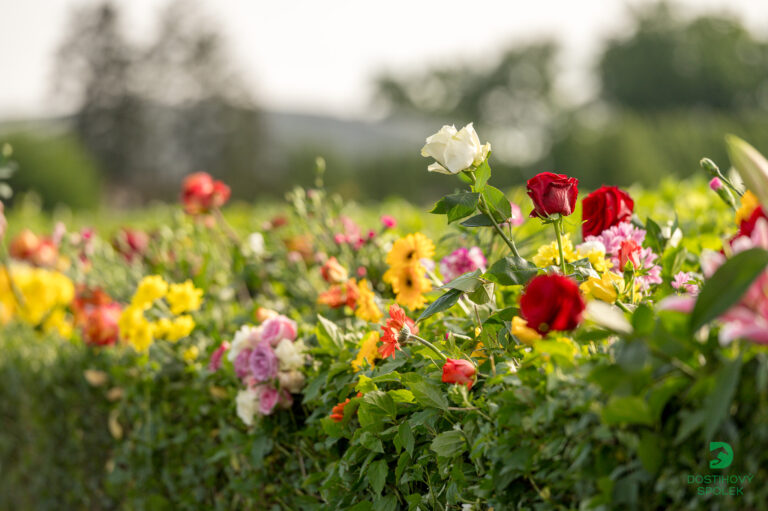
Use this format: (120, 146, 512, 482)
(3, 0, 768, 209)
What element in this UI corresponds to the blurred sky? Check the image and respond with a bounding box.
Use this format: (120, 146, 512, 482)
(2, 0, 768, 120)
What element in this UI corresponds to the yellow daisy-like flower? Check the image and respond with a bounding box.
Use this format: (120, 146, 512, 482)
(735, 190, 760, 225)
(166, 280, 204, 315)
(579, 272, 624, 304)
(118, 305, 145, 334)
(510, 316, 541, 345)
(532, 236, 578, 268)
(576, 247, 613, 273)
(352, 331, 380, 371)
(126, 317, 155, 352)
(132, 275, 168, 309)
(384, 263, 432, 310)
(151, 317, 173, 340)
(43, 309, 73, 338)
(166, 315, 195, 342)
(355, 279, 383, 323)
(386, 233, 435, 268)
(182, 346, 199, 362)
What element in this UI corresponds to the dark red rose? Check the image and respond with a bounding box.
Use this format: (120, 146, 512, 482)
(520, 274, 585, 334)
(527, 172, 579, 219)
(581, 186, 634, 238)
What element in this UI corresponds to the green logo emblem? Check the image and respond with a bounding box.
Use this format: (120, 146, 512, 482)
(710, 442, 733, 469)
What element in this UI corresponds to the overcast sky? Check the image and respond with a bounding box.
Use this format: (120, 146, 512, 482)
(2, 0, 768, 120)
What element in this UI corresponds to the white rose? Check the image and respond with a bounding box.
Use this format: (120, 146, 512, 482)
(228, 325, 262, 362)
(420, 123, 490, 175)
(278, 369, 306, 393)
(273, 338, 306, 370)
(235, 388, 260, 426)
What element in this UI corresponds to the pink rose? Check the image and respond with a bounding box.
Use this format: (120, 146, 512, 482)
(234, 349, 252, 379)
(249, 340, 278, 382)
(208, 341, 230, 372)
(257, 386, 280, 415)
(260, 315, 297, 346)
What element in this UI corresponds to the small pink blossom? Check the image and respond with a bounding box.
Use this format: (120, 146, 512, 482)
(381, 215, 397, 229)
(208, 341, 230, 372)
(502, 202, 524, 227)
(585, 222, 662, 291)
(709, 177, 724, 191)
(356, 266, 367, 277)
(440, 247, 487, 282)
(671, 271, 699, 295)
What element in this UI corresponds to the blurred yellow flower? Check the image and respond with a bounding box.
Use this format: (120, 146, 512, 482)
(182, 346, 199, 362)
(355, 279, 382, 323)
(352, 331, 380, 371)
(166, 280, 203, 315)
(386, 233, 435, 268)
(510, 316, 541, 345)
(167, 315, 195, 342)
(579, 272, 624, 304)
(532, 236, 578, 268)
(383, 263, 432, 310)
(132, 275, 168, 309)
(735, 190, 760, 225)
(0, 266, 74, 333)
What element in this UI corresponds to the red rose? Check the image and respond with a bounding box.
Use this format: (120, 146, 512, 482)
(181, 172, 230, 214)
(441, 358, 476, 389)
(82, 303, 122, 346)
(520, 274, 585, 334)
(618, 240, 641, 270)
(738, 206, 767, 238)
(527, 172, 579, 219)
(581, 186, 634, 238)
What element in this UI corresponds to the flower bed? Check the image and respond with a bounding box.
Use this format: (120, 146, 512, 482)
(1, 128, 768, 510)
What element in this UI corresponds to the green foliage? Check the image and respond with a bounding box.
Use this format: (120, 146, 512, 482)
(4, 132, 101, 209)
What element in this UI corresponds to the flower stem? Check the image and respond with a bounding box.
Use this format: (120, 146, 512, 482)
(468, 172, 521, 258)
(553, 217, 567, 274)
(405, 331, 448, 360)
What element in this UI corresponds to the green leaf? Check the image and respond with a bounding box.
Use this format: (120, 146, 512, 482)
(690, 248, 768, 332)
(467, 282, 494, 305)
(483, 256, 538, 286)
(631, 304, 655, 337)
(638, 431, 663, 474)
(702, 356, 742, 439)
(363, 390, 397, 420)
(429, 192, 480, 223)
(482, 185, 512, 221)
(473, 159, 491, 192)
(644, 218, 664, 254)
(389, 389, 415, 404)
(356, 431, 384, 453)
(356, 375, 378, 394)
(460, 213, 494, 227)
(601, 396, 653, 426)
(430, 430, 466, 458)
(367, 459, 388, 495)
(398, 422, 415, 455)
(316, 314, 344, 351)
(443, 269, 483, 292)
(408, 379, 449, 410)
(417, 288, 462, 322)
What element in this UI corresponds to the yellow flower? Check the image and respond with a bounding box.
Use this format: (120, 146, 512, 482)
(580, 272, 624, 303)
(126, 317, 154, 352)
(510, 316, 541, 345)
(735, 190, 760, 225)
(471, 341, 487, 361)
(355, 279, 382, 323)
(166, 280, 204, 315)
(182, 346, 199, 362)
(532, 236, 578, 268)
(384, 263, 432, 310)
(43, 309, 73, 338)
(132, 275, 168, 309)
(385, 233, 435, 268)
(151, 317, 173, 340)
(352, 331, 380, 371)
(0, 267, 74, 328)
(166, 315, 195, 342)
(576, 247, 613, 273)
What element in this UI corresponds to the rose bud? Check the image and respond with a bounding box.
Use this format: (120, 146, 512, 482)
(181, 172, 230, 215)
(441, 358, 476, 389)
(527, 172, 579, 219)
(581, 186, 634, 238)
(619, 240, 641, 270)
(520, 274, 585, 334)
(320, 257, 349, 284)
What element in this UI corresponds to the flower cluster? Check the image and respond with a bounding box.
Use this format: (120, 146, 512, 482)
(440, 246, 486, 282)
(383, 233, 434, 309)
(118, 275, 202, 352)
(181, 172, 231, 215)
(72, 286, 121, 346)
(0, 265, 74, 336)
(229, 314, 306, 425)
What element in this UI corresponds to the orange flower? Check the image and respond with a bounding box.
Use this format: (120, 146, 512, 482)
(330, 392, 362, 422)
(318, 279, 359, 309)
(379, 304, 418, 359)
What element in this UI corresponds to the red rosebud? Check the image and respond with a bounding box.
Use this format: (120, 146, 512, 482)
(619, 240, 641, 270)
(520, 274, 585, 334)
(581, 186, 634, 238)
(181, 172, 230, 215)
(113, 228, 149, 262)
(441, 358, 476, 389)
(527, 172, 579, 219)
(82, 303, 122, 346)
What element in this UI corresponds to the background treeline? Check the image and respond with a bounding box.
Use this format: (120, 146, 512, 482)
(4, 1, 768, 208)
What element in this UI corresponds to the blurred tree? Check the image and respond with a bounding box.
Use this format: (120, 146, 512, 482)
(54, 0, 266, 203)
(599, 2, 768, 111)
(374, 42, 560, 168)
